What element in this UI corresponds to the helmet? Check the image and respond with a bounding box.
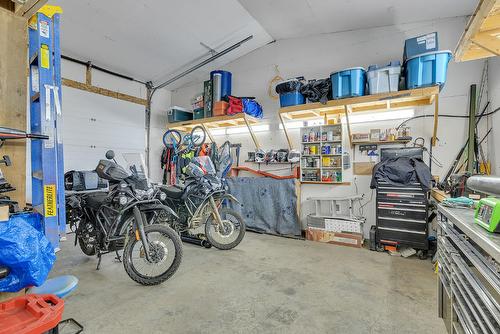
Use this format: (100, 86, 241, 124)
(288, 149, 301, 163)
(265, 150, 278, 163)
(255, 149, 266, 163)
(276, 149, 289, 162)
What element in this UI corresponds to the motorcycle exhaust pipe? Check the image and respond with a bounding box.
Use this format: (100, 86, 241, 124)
(181, 235, 212, 249)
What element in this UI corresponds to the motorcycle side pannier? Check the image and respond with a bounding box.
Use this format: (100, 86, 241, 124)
(64, 170, 108, 191)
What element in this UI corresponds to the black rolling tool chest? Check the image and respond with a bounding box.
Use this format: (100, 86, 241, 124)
(374, 147, 429, 250)
(376, 181, 429, 250)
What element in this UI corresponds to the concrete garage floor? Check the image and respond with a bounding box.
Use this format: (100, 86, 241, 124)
(51, 232, 446, 334)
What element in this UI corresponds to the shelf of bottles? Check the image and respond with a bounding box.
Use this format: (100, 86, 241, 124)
(300, 124, 343, 183)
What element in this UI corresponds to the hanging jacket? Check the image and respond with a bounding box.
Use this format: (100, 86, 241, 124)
(370, 157, 432, 191)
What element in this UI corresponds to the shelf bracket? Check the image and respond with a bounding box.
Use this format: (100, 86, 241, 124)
(243, 115, 260, 149)
(344, 105, 353, 148)
(279, 113, 293, 150)
(201, 123, 215, 143)
(432, 94, 439, 146)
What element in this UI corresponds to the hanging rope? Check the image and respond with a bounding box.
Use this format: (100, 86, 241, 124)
(268, 65, 283, 101)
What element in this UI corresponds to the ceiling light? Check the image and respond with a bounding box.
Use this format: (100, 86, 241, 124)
(341, 109, 414, 124)
(279, 121, 305, 129)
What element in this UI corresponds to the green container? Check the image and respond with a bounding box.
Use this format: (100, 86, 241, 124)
(203, 80, 213, 118)
(168, 107, 192, 123)
(193, 108, 205, 120)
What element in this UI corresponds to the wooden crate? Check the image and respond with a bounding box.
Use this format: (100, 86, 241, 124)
(306, 227, 364, 248)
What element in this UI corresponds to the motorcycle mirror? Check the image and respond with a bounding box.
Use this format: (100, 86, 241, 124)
(105, 150, 115, 160)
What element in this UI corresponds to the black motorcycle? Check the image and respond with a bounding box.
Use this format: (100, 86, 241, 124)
(65, 150, 183, 286)
(158, 156, 245, 250)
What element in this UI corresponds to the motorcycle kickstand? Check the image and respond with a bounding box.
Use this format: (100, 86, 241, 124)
(96, 251, 102, 270)
(115, 250, 122, 263)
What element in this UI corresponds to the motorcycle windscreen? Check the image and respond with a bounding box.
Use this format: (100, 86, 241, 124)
(191, 156, 216, 175)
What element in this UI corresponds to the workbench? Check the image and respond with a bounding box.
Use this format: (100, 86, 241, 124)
(436, 204, 500, 333)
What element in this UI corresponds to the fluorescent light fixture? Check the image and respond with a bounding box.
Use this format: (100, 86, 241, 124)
(226, 124, 270, 135)
(341, 109, 414, 124)
(279, 121, 305, 129)
(210, 128, 226, 136)
(306, 119, 325, 126)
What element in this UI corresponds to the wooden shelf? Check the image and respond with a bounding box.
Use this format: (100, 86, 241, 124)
(167, 113, 258, 130)
(279, 86, 439, 120)
(301, 181, 351, 185)
(352, 139, 411, 145)
(279, 86, 440, 147)
(455, 0, 500, 62)
(167, 113, 261, 149)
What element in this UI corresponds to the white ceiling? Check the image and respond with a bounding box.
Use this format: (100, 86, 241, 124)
(237, 0, 478, 40)
(50, 0, 272, 89)
(49, 0, 477, 90)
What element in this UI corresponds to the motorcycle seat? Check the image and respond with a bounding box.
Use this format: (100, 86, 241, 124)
(162, 186, 184, 199)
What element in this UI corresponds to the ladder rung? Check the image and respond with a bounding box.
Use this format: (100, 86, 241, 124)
(31, 92, 40, 102)
(29, 52, 38, 65)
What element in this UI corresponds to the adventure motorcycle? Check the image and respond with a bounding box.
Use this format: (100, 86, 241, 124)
(65, 150, 183, 286)
(157, 156, 245, 250)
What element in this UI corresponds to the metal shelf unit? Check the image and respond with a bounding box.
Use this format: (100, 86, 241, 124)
(437, 205, 500, 334)
(300, 124, 343, 184)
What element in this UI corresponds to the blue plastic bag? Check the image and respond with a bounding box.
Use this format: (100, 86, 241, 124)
(0, 213, 56, 292)
(242, 98, 263, 119)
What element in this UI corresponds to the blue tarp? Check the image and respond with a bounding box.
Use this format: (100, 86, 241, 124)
(0, 213, 55, 292)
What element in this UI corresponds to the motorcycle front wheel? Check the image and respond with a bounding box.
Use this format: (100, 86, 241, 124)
(205, 208, 246, 250)
(123, 224, 183, 286)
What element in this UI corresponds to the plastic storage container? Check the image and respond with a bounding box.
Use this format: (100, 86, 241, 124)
(167, 107, 193, 123)
(403, 32, 438, 62)
(276, 79, 306, 107)
(210, 70, 232, 100)
(330, 67, 366, 99)
(405, 50, 452, 90)
(367, 61, 401, 94)
(193, 108, 204, 120)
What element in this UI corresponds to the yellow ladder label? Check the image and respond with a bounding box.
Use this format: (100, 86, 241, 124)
(44, 184, 57, 217)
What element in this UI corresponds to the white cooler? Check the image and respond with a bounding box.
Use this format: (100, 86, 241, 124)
(367, 61, 401, 94)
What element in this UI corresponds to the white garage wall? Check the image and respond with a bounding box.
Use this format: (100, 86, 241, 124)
(166, 16, 487, 234)
(488, 57, 500, 175)
(26, 60, 170, 202)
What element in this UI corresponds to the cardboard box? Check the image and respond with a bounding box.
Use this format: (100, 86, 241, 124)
(306, 227, 363, 248)
(213, 101, 229, 116)
(0, 205, 9, 222)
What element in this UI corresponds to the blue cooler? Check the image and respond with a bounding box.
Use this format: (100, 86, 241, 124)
(405, 50, 452, 90)
(330, 67, 366, 99)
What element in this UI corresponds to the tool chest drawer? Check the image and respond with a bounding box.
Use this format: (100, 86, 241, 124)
(377, 202, 427, 221)
(377, 216, 427, 232)
(376, 190, 427, 203)
(377, 226, 428, 249)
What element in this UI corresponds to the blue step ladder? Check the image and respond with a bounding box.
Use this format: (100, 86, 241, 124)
(28, 6, 65, 250)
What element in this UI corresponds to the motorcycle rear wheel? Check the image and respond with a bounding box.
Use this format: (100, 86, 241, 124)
(123, 224, 183, 286)
(205, 208, 246, 250)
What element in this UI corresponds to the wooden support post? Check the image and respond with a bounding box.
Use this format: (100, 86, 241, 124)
(201, 123, 215, 143)
(344, 105, 353, 148)
(279, 113, 293, 150)
(62, 78, 147, 106)
(432, 94, 439, 146)
(85, 62, 92, 85)
(243, 115, 260, 149)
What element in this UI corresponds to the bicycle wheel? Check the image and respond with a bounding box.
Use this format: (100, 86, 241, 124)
(190, 126, 206, 147)
(163, 129, 182, 148)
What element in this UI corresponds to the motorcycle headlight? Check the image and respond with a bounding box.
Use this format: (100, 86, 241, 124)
(119, 196, 128, 205)
(159, 191, 167, 201)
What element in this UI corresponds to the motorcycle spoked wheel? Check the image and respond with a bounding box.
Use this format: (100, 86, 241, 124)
(205, 208, 246, 250)
(123, 224, 183, 286)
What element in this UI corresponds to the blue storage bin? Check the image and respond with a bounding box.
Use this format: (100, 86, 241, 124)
(330, 67, 366, 99)
(405, 50, 452, 90)
(210, 70, 232, 98)
(403, 32, 438, 62)
(279, 91, 305, 107)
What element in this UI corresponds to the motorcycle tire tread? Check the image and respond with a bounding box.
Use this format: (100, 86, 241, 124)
(205, 208, 246, 250)
(122, 224, 183, 286)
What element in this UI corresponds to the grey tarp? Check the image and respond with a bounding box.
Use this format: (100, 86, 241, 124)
(226, 177, 301, 236)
